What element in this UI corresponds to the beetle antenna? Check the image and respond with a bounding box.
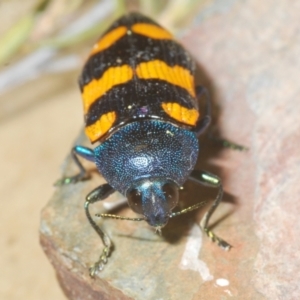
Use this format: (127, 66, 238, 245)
(95, 213, 145, 221)
(169, 201, 207, 218)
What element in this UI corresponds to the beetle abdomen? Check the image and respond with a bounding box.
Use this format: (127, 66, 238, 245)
(79, 13, 200, 143)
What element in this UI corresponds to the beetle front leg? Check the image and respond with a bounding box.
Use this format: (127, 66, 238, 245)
(84, 183, 115, 277)
(55, 146, 94, 186)
(189, 170, 231, 250)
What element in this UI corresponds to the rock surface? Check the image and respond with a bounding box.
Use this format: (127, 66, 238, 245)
(40, 0, 300, 299)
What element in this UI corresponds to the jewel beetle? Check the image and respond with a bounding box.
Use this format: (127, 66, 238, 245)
(56, 12, 232, 277)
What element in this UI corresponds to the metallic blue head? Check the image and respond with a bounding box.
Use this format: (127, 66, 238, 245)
(127, 178, 179, 227)
(94, 120, 199, 228)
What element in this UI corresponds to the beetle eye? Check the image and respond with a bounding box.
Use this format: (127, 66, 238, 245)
(162, 182, 179, 211)
(127, 188, 143, 214)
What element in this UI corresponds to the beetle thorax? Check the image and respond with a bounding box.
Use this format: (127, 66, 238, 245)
(93, 120, 199, 195)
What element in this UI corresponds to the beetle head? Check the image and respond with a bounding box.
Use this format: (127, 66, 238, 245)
(127, 179, 178, 228)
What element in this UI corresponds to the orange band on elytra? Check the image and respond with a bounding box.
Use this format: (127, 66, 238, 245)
(85, 111, 116, 143)
(162, 102, 199, 126)
(90, 26, 127, 56)
(131, 23, 173, 40)
(136, 60, 195, 98)
(82, 65, 133, 114)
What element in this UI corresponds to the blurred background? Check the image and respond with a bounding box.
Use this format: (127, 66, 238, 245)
(0, 0, 205, 299)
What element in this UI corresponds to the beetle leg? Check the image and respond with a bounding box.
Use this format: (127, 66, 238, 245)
(54, 146, 94, 186)
(195, 86, 212, 136)
(84, 183, 116, 277)
(188, 170, 231, 250)
(208, 130, 249, 151)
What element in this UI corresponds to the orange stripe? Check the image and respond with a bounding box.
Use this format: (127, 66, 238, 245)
(90, 26, 127, 56)
(136, 60, 195, 97)
(162, 102, 199, 126)
(85, 111, 116, 143)
(82, 65, 133, 113)
(131, 23, 173, 40)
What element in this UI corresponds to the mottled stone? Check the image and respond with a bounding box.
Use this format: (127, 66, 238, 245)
(182, 0, 300, 299)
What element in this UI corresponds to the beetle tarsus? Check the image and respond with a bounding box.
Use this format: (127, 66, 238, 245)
(89, 246, 110, 277)
(54, 173, 89, 186)
(203, 227, 232, 251)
